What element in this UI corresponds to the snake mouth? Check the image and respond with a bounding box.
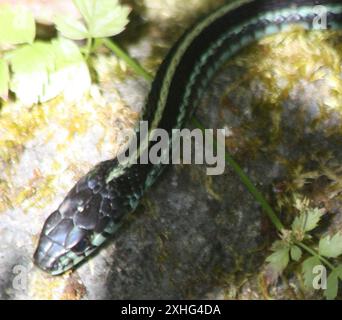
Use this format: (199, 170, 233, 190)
(34, 207, 119, 275)
(34, 239, 71, 275)
(33, 234, 86, 276)
(34, 229, 105, 275)
(34, 256, 73, 276)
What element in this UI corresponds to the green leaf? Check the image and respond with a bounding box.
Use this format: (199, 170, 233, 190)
(44, 38, 91, 102)
(73, 0, 94, 23)
(290, 245, 302, 262)
(0, 5, 35, 45)
(0, 59, 9, 100)
(270, 240, 285, 251)
(292, 208, 324, 234)
(319, 233, 342, 258)
(8, 42, 55, 104)
(73, 0, 131, 38)
(54, 15, 89, 41)
(302, 256, 321, 290)
(266, 241, 290, 277)
(324, 271, 339, 300)
(8, 39, 91, 105)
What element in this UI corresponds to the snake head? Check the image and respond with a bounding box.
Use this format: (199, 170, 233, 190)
(34, 164, 122, 275)
(33, 209, 98, 275)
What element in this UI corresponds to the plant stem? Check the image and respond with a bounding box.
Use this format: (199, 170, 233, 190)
(101, 38, 153, 82)
(85, 37, 93, 61)
(191, 117, 285, 232)
(296, 241, 335, 271)
(104, 38, 284, 231)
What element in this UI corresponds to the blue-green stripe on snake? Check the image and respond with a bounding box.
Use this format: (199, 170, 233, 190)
(34, 0, 342, 275)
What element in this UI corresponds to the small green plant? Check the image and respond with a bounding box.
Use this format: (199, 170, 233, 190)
(266, 195, 342, 299)
(54, 0, 130, 59)
(0, 0, 131, 105)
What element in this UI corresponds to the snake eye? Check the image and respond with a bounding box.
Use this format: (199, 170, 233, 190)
(72, 237, 90, 255)
(65, 227, 87, 250)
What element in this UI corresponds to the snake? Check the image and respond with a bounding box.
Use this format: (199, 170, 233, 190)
(34, 0, 342, 275)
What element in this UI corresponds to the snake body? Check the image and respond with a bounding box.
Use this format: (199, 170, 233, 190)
(34, 0, 342, 275)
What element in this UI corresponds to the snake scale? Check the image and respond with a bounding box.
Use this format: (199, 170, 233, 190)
(34, 0, 342, 275)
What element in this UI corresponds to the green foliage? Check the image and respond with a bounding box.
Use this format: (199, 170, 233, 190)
(54, 0, 130, 40)
(0, 5, 35, 46)
(292, 197, 325, 241)
(266, 196, 342, 299)
(319, 233, 342, 258)
(0, 0, 130, 105)
(292, 208, 324, 233)
(325, 269, 340, 300)
(7, 39, 90, 104)
(266, 241, 290, 277)
(54, 15, 88, 41)
(8, 42, 55, 104)
(290, 245, 302, 261)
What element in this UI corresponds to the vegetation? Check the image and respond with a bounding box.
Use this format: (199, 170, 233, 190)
(0, 0, 131, 105)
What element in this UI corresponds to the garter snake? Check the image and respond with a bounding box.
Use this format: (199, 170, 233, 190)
(34, 0, 342, 275)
